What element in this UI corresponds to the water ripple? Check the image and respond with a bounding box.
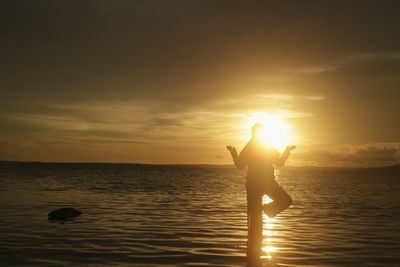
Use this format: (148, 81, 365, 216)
(0, 164, 399, 266)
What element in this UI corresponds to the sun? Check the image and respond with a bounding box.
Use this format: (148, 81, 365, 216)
(243, 112, 294, 151)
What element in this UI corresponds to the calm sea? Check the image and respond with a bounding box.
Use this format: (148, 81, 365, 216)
(0, 162, 399, 267)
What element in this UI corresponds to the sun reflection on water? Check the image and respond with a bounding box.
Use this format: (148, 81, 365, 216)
(261, 195, 280, 260)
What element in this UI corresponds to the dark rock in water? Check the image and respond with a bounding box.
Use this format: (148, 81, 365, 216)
(48, 207, 82, 220)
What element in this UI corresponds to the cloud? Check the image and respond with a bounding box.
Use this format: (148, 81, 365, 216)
(295, 51, 400, 74)
(0, 140, 39, 148)
(0, 92, 321, 161)
(205, 93, 323, 118)
(291, 144, 400, 167)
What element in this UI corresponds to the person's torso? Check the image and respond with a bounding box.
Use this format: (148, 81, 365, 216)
(245, 142, 278, 181)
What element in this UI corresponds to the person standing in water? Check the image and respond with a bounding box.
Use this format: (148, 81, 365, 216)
(226, 123, 296, 259)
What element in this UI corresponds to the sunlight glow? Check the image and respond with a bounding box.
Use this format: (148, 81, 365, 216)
(262, 215, 279, 260)
(262, 246, 278, 253)
(244, 112, 295, 151)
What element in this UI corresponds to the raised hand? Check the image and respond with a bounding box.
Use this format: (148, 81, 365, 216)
(226, 145, 237, 156)
(286, 145, 296, 152)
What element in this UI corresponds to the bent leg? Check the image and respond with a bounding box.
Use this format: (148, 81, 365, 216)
(246, 189, 263, 258)
(263, 180, 292, 218)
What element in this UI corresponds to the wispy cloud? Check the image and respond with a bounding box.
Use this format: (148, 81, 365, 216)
(207, 93, 323, 118)
(296, 51, 400, 74)
(0, 92, 320, 151)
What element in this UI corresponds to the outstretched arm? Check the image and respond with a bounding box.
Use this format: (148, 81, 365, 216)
(274, 145, 296, 167)
(226, 145, 247, 169)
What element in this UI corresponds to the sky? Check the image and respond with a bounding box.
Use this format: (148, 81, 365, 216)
(1, 0, 399, 167)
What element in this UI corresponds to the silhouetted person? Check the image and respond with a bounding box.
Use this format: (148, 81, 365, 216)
(226, 123, 295, 260)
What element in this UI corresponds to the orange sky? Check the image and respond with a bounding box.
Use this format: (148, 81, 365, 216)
(1, 1, 399, 167)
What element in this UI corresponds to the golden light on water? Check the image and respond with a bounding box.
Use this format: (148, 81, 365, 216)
(261, 216, 279, 260)
(243, 112, 295, 151)
(261, 196, 280, 260)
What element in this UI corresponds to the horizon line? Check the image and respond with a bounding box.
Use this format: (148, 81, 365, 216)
(0, 159, 398, 170)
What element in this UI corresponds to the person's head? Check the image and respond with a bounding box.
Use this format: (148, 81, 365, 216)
(251, 123, 263, 140)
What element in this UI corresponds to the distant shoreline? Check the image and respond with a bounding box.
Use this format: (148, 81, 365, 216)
(0, 160, 399, 171)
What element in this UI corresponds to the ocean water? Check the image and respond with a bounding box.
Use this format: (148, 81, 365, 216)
(0, 162, 399, 267)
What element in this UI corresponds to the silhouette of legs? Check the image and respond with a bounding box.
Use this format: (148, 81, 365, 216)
(246, 189, 263, 259)
(246, 179, 292, 262)
(263, 180, 292, 218)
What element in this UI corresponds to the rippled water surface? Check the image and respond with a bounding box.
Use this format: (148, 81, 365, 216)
(0, 162, 399, 266)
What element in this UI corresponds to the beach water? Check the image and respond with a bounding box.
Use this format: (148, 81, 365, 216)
(0, 162, 399, 266)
